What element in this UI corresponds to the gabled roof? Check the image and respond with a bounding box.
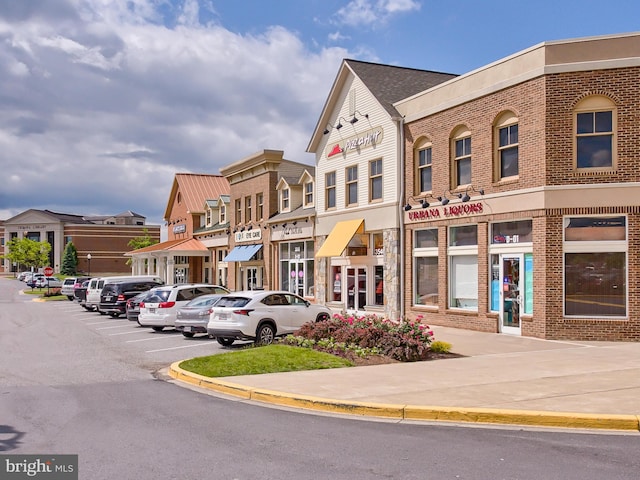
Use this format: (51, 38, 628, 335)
(347, 60, 458, 117)
(126, 238, 208, 255)
(163, 174, 230, 220)
(308, 59, 458, 152)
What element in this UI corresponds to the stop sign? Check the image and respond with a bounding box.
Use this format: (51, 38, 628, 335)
(43, 266, 54, 277)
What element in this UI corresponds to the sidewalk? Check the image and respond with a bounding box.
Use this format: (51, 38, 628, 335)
(168, 326, 640, 431)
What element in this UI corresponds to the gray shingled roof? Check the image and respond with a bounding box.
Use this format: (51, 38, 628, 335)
(345, 59, 458, 117)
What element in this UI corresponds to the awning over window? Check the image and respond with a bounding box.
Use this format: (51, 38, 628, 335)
(315, 219, 364, 257)
(223, 244, 263, 262)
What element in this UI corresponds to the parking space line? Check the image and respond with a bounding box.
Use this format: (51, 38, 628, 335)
(96, 325, 135, 330)
(146, 343, 214, 353)
(87, 320, 121, 326)
(108, 330, 152, 336)
(126, 336, 180, 343)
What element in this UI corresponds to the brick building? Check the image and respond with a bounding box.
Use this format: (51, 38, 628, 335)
(397, 32, 640, 340)
(1, 209, 159, 275)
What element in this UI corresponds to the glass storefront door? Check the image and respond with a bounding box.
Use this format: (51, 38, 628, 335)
(500, 255, 522, 334)
(245, 266, 262, 290)
(288, 261, 305, 297)
(346, 267, 367, 311)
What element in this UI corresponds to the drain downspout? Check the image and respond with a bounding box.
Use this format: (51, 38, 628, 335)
(393, 115, 405, 320)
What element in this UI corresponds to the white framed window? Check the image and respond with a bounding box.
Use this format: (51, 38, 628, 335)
(235, 199, 241, 225)
(448, 225, 478, 310)
(418, 146, 432, 193)
(325, 171, 336, 209)
(346, 165, 358, 206)
(369, 159, 382, 202)
(281, 188, 290, 211)
(245, 196, 252, 223)
(563, 216, 626, 317)
(257, 193, 264, 220)
(219, 204, 226, 224)
(304, 182, 313, 207)
(574, 96, 616, 170)
(413, 229, 438, 306)
(451, 128, 472, 188)
(495, 112, 518, 180)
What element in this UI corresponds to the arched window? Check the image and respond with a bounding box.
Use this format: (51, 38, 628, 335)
(414, 137, 433, 194)
(451, 127, 471, 188)
(574, 95, 616, 170)
(494, 111, 519, 181)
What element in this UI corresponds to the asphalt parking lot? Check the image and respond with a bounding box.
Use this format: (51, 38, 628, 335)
(50, 300, 236, 365)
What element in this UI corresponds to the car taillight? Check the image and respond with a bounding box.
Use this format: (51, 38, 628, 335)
(159, 301, 176, 309)
(139, 302, 145, 308)
(232, 309, 253, 316)
(117, 294, 125, 301)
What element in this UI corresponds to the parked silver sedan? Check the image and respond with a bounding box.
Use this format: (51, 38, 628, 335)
(174, 294, 226, 338)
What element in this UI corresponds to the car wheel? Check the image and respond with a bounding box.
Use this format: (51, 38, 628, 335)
(67, 296, 74, 301)
(316, 312, 330, 322)
(152, 326, 164, 332)
(216, 337, 234, 347)
(99, 310, 106, 315)
(109, 313, 120, 318)
(255, 324, 275, 346)
(182, 332, 195, 338)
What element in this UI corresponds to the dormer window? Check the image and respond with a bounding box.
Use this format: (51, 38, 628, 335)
(205, 209, 212, 226)
(219, 204, 226, 224)
(304, 182, 313, 207)
(282, 188, 290, 211)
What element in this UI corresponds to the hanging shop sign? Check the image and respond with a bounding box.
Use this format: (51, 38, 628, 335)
(173, 224, 186, 234)
(326, 127, 384, 158)
(235, 229, 263, 243)
(406, 202, 484, 222)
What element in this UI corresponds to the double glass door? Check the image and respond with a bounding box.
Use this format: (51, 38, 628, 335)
(346, 267, 367, 311)
(287, 261, 305, 297)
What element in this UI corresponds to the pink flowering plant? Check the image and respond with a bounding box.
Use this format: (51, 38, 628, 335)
(284, 313, 435, 362)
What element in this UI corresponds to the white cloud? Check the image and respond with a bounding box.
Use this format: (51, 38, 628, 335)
(0, 0, 349, 224)
(333, 0, 421, 28)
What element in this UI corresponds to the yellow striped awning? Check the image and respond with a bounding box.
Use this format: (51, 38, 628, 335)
(315, 219, 364, 257)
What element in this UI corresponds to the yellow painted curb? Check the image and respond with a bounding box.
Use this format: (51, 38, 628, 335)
(404, 406, 640, 431)
(168, 363, 640, 431)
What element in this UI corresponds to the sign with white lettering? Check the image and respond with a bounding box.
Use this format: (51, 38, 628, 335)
(271, 223, 313, 242)
(406, 202, 484, 222)
(235, 229, 263, 243)
(326, 126, 384, 158)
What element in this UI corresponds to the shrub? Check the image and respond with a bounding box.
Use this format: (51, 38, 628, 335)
(430, 340, 452, 353)
(285, 313, 436, 362)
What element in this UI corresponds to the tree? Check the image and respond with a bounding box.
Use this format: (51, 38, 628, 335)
(126, 228, 159, 266)
(2, 238, 51, 271)
(61, 242, 78, 275)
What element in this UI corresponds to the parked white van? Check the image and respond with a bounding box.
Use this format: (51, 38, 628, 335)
(84, 275, 164, 313)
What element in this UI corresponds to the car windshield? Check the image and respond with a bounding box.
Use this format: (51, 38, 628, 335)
(145, 290, 170, 303)
(185, 295, 222, 308)
(216, 297, 251, 308)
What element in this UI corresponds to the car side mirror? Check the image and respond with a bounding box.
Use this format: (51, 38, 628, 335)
(304, 300, 310, 307)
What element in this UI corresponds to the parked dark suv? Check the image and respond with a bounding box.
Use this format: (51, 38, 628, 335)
(99, 280, 163, 318)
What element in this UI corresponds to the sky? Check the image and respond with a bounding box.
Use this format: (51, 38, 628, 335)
(1, 0, 638, 228)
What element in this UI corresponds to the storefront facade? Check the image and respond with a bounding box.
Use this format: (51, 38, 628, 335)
(397, 32, 640, 340)
(220, 149, 314, 292)
(308, 60, 456, 319)
(128, 173, 229, 284)
(2, 209, 159, 275)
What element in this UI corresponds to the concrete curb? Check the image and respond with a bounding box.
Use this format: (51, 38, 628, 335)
(168, 362, 640, 431)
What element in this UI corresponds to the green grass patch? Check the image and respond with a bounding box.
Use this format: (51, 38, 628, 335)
(179, 344, 354, 377)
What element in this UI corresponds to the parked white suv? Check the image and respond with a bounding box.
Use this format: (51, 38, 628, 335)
(207, 290, 332, 346)
(138, 284, 229, 331)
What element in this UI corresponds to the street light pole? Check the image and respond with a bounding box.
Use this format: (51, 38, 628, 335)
(87, 253, 92, 277)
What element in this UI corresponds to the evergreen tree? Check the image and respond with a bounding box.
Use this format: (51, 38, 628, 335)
(61, 242, 78, 275)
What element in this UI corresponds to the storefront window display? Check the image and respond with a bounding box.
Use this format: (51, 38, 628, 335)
(413, 229, 438, 306)
(563, 216, 626, 317)
(279, 241, 315, 297)
(449, 225, 477, 310)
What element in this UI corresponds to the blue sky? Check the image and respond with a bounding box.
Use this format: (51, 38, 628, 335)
(0, 0, 637, 227)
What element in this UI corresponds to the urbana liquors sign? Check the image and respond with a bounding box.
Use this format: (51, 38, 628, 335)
(326, 127, 383, 158)
(407, 202, 484, 222)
